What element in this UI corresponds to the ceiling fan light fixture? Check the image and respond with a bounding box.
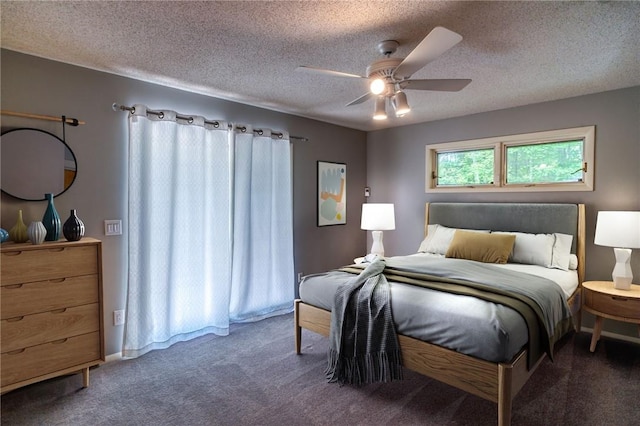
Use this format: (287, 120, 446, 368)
(373, 96, 387, 120)
(392, 90, 411, 116)
(369, 78, 386, 95)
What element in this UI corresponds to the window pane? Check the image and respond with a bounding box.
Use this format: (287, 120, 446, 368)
(506, 140, 583, 184)
(436, 149, 494, 186)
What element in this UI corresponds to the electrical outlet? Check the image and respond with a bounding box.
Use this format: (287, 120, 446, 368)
(104, 220, 122, 236)
(113, 310, 125, 326)
(297, 272, 303, 283)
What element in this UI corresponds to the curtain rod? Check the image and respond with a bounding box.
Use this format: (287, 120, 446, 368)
(1, 110, 85, 125)
(112, 103, 308, 142)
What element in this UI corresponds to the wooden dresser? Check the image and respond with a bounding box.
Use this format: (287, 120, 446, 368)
(1, 237, 104, 393)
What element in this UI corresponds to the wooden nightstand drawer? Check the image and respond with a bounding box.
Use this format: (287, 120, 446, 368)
(1, 303, 100, 353)
(1, 331, 101, 388)
(1, 275, 99, 319)
(585, 288, 640, 320)
(0, 244, 98, 285)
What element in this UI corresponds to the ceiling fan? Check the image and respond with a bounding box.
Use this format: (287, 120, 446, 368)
(296, 26, 471, 120)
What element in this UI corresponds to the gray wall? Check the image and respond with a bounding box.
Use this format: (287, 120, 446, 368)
(3, 48, 638, 353)
(1, 49, 367, 356)
(367, 86, 640, 337)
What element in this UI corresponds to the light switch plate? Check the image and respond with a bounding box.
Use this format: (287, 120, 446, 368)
(104, 220, 122, 236)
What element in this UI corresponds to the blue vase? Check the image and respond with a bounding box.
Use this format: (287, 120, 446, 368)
(42, 193, 61, 241)
(63, 209, 85, 241)
(0, 228, 8, 243)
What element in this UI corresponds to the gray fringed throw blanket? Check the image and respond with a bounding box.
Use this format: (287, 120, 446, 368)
(325, 257, 403, 385)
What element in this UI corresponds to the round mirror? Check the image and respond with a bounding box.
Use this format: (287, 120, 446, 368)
(1, 128, 77, 201)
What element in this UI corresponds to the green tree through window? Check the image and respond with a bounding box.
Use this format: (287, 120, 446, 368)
(437, 149, 494, 185)
(506, 140, 583, 184)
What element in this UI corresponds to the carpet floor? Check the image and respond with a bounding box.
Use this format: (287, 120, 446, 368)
(1, 313, 638, 426)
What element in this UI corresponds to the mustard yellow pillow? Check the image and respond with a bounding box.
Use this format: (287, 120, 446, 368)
(445, 230, 516, 264)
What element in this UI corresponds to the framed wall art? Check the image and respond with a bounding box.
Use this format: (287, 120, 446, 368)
(317, 161, 346, 226)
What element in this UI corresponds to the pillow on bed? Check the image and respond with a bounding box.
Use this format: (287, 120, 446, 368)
(418, 224, 490, 255)
(492, 231, 555, 267)
(568, 254, 578, 270)
(445, 230, 516, 264)
(491, 231, 574, 270)
(551, 233, 573, 271)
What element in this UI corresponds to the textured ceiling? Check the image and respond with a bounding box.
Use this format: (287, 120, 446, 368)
(1, 1, 639, 131)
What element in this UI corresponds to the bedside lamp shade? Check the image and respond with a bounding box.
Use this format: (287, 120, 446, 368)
(594, 211, 640, 290)
(361, 203, 395, 257)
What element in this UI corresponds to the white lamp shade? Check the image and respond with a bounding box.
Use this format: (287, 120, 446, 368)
(594, 211, 640, 249)
(361, 203, 395, 231)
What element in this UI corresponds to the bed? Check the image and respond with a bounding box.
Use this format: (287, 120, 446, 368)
(294, 202, 585, 426)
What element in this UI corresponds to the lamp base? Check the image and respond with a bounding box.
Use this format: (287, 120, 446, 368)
(612, 247, 633, 290)
(369, 230, 385, 257)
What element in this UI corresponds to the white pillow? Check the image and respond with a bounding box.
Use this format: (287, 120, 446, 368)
(551, 233, 573, 271)
(493, 231, 554, 267)
(418, 224, 489, 255)
(568, 254, 578, 271)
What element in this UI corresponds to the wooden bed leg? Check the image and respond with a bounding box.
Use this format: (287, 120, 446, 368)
(497, 364, 512, 426)
(574, 288, 583, 333)
(294, 299, 301, 354)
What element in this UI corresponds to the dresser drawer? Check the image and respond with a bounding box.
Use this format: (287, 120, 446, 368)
(1, 275, 99, 319)
(0, 275, 100, 319)
(585, 288, 640, 320)
(1, 331, 101, 388)
(1, 244, 98, 285)
(1, 303, 100, 353)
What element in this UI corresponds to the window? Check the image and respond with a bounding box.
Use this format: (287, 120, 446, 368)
(426, 126, 594, 192)
(436, 148, 495, 186)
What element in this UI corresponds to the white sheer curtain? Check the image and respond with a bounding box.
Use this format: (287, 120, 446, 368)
(123, 106, 294, 358)
(230, 129, 294, 321)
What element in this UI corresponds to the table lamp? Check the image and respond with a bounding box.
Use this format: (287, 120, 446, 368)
(594, 211, 640, 290)
(361, 203, 395, 257)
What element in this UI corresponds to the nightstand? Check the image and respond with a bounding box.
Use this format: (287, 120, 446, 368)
(582, 281, 640, 352)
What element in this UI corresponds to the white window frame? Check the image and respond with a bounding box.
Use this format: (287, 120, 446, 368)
(425, 126, 595, 193)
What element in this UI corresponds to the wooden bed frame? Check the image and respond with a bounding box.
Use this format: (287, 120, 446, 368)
(294, 203, 585, 426)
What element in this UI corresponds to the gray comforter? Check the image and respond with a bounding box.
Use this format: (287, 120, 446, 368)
(300, 255, 573, 367)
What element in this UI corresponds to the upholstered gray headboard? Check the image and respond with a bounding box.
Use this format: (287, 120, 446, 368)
(426, 203, 582, 253)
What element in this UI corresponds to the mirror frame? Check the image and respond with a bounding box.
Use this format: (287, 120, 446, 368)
(1, 127, 78, 201)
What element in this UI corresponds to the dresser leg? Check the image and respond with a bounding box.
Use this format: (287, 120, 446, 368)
(590, 317, 603, 352)
(82, 367, 90, 388)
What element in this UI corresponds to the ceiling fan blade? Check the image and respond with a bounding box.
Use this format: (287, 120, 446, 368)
(392, 27, 463, 79)
(346, 92, 373, 106)
(296, 65, 365, 79)
(403, 79, 472, 92)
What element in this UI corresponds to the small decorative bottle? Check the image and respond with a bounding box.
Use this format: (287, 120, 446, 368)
(42, 193, 61, 241)
(63, 209, 85, 241)
(9, 209, 29, 243)
(27, 221, 47, 245)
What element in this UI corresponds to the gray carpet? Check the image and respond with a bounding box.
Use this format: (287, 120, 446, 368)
(2, 313, 638, 426)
